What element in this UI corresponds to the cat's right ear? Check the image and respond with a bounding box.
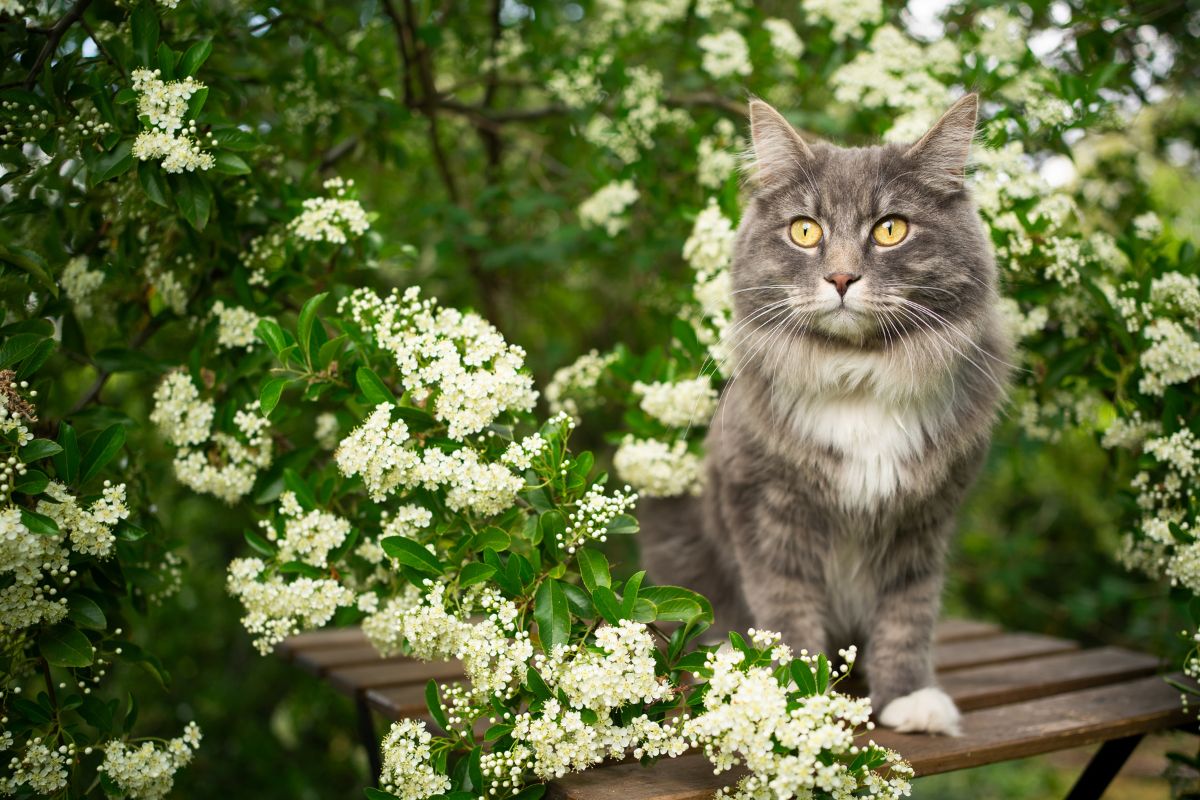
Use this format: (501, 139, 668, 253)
(747, 99, 813, 190)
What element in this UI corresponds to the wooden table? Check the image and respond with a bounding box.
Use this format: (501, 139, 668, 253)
(277, 621, 1193, 799)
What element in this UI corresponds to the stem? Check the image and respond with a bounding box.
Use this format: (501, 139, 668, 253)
(22, 0, 95, 89)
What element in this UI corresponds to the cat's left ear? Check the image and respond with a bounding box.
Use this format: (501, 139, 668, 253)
(747, 98, 814, 190)
(905, 93, 978, 192)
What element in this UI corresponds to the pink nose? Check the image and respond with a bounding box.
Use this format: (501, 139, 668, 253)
(824, 273, 861, 297)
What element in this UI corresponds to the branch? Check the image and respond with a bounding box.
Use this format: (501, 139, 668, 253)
(68, 312, 163, 415)
(23, 0, 94, 89)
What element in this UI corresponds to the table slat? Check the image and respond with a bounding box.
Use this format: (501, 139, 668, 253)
(935, 632, 1077, 671)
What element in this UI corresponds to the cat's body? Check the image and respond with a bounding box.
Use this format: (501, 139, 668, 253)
(640, 95, 1011, 736)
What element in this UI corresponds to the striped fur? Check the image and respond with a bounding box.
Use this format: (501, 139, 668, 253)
(639, 96, 1011, 734)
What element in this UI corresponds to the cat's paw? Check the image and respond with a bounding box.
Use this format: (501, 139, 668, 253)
(878, 687, 962, 736)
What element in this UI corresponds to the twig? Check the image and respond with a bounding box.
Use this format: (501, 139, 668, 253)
(68, 313, 163, 415)
(23, 0, 94, 89)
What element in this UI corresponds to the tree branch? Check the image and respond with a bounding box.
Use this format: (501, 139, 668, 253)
(23, 0, 94, 89)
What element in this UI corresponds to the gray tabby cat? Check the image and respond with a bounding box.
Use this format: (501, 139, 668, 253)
(640, 94, 1011, 736)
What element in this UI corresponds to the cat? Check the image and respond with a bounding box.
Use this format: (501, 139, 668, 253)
(639, 94, 1011, 736)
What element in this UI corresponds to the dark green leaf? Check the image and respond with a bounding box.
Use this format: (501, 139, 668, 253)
(380, 536, 442, 574)
(605, 514, 639, 535)
(213, 151, 251, 174)
(131, 4, 160, 66)
(576, 547, 610, 593)
(54, 423, 79, 484)
(0, 333, 41, 368)
(92, 139, 134, 185)
(178, 38, 213, 77)
(560, 582, 594, 619)
(469, 527, 510, 553)
(20, 438, 62, 462)
(174, 171, 212, 231)
(790, 660, 817, 695)
(80, 423, 126, 485)
(244, 528, 276, 556)
(259, 378, 288, 416)
(137, 160, 171, 207)
(257, 319, 290, 357)
(425, 679, 450, 730)
(457, 561, 496, 587)
(534, 579, 570, 652)
(20, 509, 59, 535)
(39, 625, 95, 667)
(815, 653, 830, 693)
(591, 585, 623, 625)
(68, 595, 107, 630)
(13, 470, 48, 495)
(356, 367, 394, 405)
(297, 293, 328, 363)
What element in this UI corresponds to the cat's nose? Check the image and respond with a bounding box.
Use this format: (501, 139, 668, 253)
(824, 272, 862, 297)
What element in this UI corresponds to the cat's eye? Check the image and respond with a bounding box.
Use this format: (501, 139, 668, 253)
(789, 217, 823, 248)
(872, 216, 909, 247)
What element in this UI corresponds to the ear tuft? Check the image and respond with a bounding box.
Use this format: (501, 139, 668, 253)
(746, 99, 813, 190)
(904, 93, 978, 191)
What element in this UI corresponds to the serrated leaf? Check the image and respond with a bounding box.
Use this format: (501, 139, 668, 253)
(469, 527, 510, 553)
(457, 561, 496, 587)
(39, 625, 95, 667)
(591, 585, 623, 624)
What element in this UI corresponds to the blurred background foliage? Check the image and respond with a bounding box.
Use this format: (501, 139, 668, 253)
(2, 0, 1199, 796)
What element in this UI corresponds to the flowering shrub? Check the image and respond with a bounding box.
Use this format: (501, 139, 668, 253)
(1, 0, 1198, 797)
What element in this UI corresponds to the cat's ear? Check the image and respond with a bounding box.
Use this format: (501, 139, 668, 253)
(905, 93, 978, 192)
(747, 98, 813, 190)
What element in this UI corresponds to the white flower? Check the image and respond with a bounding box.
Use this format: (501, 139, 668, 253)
(1150, 271, 1200, 326)
(560, 484, 638, 554)
(764, 18, 804, 59)
(546, 349, 618, 419)
(150, 372, 214, 447)
(227, 557, 355, 654)
(697, 118, 742, 190)
(698, 30, 753, 80)
(379, 720, 451, 800)
(2, 738, 69, 795)
(540, 620, 671, 712)
(1139, 319, 1200, 396)
(62, 255, 104, 318)
(335, 403, 417, 501)
(1133, 212, 1163, 240)
(613, 436, 704, 497)
(290, 177, 370, 245)
(578, 180, 639, 236)
(634, 377, 719, 428)
(315, 412, 340, 450)
(266, 495, 351, 567)
(801, 0, 883, 42)
(129, 69, 214, 173)
(547, 53, 613, 109)
(998, 297, 1049, 341)
(581, 67, 690, 163)
(211, 301, 262, 351)
(98, 723, 202, 800)
(36, 480, 129, 558)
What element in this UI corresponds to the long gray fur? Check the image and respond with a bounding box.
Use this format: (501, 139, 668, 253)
(639, 95, 1011, 734)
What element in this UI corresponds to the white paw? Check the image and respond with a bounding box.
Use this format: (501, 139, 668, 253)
(878, 687, 962, 736)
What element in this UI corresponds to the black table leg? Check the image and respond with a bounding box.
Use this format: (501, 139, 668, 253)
(356, 693, 382, 787)
(1064, 734, 1144, 800)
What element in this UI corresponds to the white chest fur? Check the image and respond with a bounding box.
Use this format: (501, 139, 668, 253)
(785, 392, 935, 509)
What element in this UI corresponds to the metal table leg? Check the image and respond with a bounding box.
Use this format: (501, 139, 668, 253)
(1064, 734, 1144, 800)
(356, 693, 382, 786)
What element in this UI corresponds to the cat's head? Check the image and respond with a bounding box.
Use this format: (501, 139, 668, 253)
(731, 95, 996, 351)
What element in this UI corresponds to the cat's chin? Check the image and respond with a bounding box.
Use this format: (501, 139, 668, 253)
(814, 308, 876, 343)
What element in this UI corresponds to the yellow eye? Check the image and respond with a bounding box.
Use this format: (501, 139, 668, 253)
(789, 217, 823, 248)
(872, 217, 909, 246)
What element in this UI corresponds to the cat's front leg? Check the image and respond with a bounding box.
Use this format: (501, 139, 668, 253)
(867, 567, 961, 736)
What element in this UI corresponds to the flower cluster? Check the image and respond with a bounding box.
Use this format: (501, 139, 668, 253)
(634, 377, 719, 428)
(211, 301, 262, 351)
(613, 435, 704, 497)
(226, 557, 355, 654)
(61, 255, 104, 318)
(289, 177, 371, 244)
(698, 30, 752, 80)
(578, 180, 639, 236)
(559, 483, 638, 554)
(129, 68, 215, 173)
(98, 723, 202, 800)
(546, 349, 619, 419)
(379, 720, 451, 800)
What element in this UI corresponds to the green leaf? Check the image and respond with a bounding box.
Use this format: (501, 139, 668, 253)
(469, 527, 510, 553)
(525, 667, 552, 700)
(355, 367, 394, 405)
(213, 151, 251, 174)
(790, 660, 817, 695)
(815, 653, 830, 694)
(92, 139, 134, 185)
(156, 43, 177, 79)
(380, 536, 442, 575)
(244, 528, 276, 557)
(511, 787, 547, 800)
(68, 595, 108, 630)
(539, 510, 566, 555)
(639, 586, 713, 623)
(39, 625, 95, 667)
(425, 679, 450, 731)
(277, 561, 325, 579)
(80, 423, 126, 485)
(0, 333, 42, 368)
(137, 160, 171, 207)
(620, 570, 645, 618)
(297, 293, 328, 363)
(131, 4, 160, 66)
(605, 514, 639, 535)
(20, 439, 62, 463)
(257, 319, 291, 357)
(576, 547, 610, 593)
(560, 582, 594, 619)
(13, 470, 48, 496)
(15, 339, 55, 381)
(483, 723, 513, 741)
(592, 586, 623, 624)
(178, 38, 213, 77)
(364, 790, 401, 800)
(54, 423, 79, 484)
(115, 521, 148, 541)
(457, 561, 496, 588)
(259, 378, 288, 417)
(174, 171, 212, 231)
(20, 509, 59, 535)
(534, 579, 570, 652)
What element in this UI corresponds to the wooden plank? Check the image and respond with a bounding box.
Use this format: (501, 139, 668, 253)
(935, 632, 1077, 671)
(934, 619, 1001, 643)
(277, 627, 369, 659)
(291, 643, 389, 675)
(327, 658, 465, 695)
(940, 646, 1159, 711)
(550, 673, 1193, 799)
